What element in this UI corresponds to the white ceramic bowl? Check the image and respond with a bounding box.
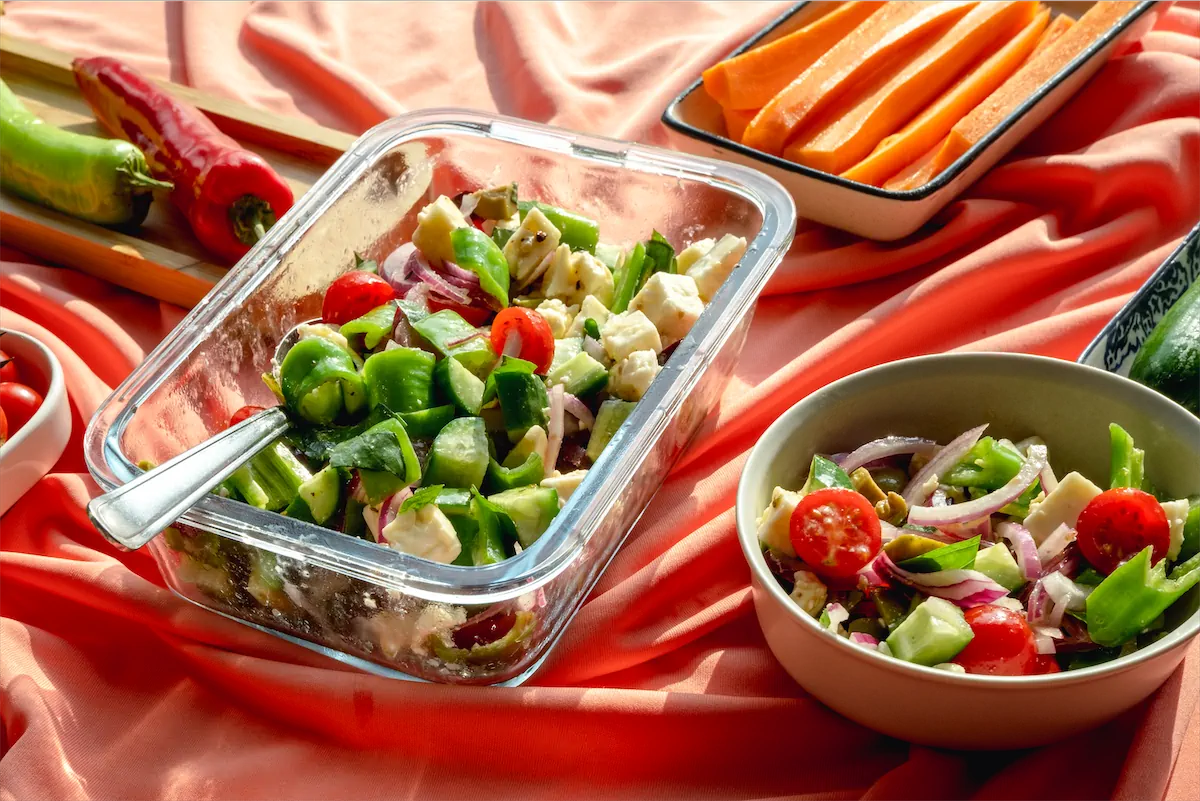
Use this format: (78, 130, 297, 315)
(736, 353, 1200, 749)
(0, 329, 71, 516)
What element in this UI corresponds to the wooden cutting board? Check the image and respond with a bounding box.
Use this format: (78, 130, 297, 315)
(0, 35, 358, 308)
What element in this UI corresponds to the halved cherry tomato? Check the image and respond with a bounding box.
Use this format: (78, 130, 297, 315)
(0, 350, 19, 384)
(321, 271, 395, 326)
(1032, 654, 1061, 674)
(489, 307, 555, 373)
(229, 405, 266, 428)
(789, 487, 882, 579)
(0, 382, 44, 436)
(951, 605, 1040, 676)
(0, 406, 7, 444)
(429, 296, 492, 327)
(451, 611, 517, 650)
(1076, 487, 1170, 574)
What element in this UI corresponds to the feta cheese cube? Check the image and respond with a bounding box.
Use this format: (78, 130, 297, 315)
(789, 569, 827, 617)
(1022, 471, 1103, 545)
(608, 349, 660, 401)
(629, 272, 705, 346)
(380, 504, 462, 564)
(675, 238, 715, 273)
(601, 310, 662, 362)
(534, 299, 578, 339)
(541, 469, 588, 506)
(567, 294, 611, 337)
(685, 234, 747, 302)
(410, 604, 467, 656)
(504, 208, 561, 284)
(412, 195, 469, 265)
(757, 485, 801, 556)
(543, 249, 614, 306)
(1162, 499, 1190, 560)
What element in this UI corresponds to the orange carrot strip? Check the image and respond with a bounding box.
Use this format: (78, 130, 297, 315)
(742, 1, 980, 156)
(1029, 12, 1075, 60)
(723, 107, 757, 141)
(786, 1, 1039, 175)
(702, 2, 884, 111)
(883, 136, 944, 191)
(930, 1, 1139, 175)
(840, 6, 1049, 187)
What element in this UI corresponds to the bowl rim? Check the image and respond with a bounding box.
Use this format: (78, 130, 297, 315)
(661, 0, 1156, 202)
(736, 351, 1200, 688)
(0, 328, 67, 457)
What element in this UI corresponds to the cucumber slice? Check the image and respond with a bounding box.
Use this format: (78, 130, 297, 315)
(398, 405, 455, 438)
(549, 337, 583, 375)
(586, 399, 635, 462)
(424, 417, 489, 489)
(974, 543, 1025, 591)
(412, 310, 498, 378)
(435, 356, 485, 416)
(287, 464, 342, 525)
(1129, 276, 1200, 414)
(546, 351, 608, 398)
(487, 486, 560, 547)
(885, 596, 973, 666)
(494, 371, 549, 433)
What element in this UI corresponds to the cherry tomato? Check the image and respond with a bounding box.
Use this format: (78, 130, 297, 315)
(321, 271, 395, 325)
(489, 307, 555, 373)
(1032, 654, 1061, 674)
(951, 605, 1041, 676)
(1076, 487, 1170, 574)
(229, 405, 266, 428)
(0, 382, 44, 435)
(0, 350, 18, 384)
(429, 296, 492, 327)
(0, 406, 7, 444)
(789, 488, 882, 579)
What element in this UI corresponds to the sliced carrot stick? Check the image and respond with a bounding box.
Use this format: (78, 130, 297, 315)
(883, 137, 944, 191)
(722, 107, 757, 141)
(742, 1, 980, 157)
(1029, 12, 1075, 60)
(930, 1, 1140, 174)
(702, 2, 884, 111)
(786, 1, 1039, 175)
(840, 6, 1049, 187)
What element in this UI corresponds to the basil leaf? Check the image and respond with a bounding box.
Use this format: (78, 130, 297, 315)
(400, 484, 444, 513)
(897, 535, 981, 573)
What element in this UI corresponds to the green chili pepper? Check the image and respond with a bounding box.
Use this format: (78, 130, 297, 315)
(518, 201, 599, 254)
(582, 318, 601, 340)
(449, 226, 509, 308)
(0, 78, 172, 225)
(1085, 546, 1200, 647)
(340, 301, 397, 351)
(278, 337, 367, 425)
(944, 437, 1024, 489)
(362, 346, 436, 413)
(1109, 423, 1145, 490)
(610, 242, 646, 314)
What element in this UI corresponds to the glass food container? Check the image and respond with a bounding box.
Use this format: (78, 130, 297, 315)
(84, 109, 796, 684)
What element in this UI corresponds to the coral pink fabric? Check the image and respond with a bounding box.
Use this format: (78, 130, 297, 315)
(2, 2, 1199, 799)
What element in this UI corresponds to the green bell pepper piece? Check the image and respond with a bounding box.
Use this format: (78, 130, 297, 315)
(397, 405, 456, 439)
(494, 371, 549, 433)
(339, 301, 397, 351)
(1085, 546, 1200, 647)
(801, 455, 854, 494)
(518, 201, 599, 254)
(485, 451, 544, 493)
(449, 227, 509, 309)
(482, 355, 537, 404)
(362, 346, 436, 413)
(1180, 497, 1200, 563)
(430, 610, 536, 664)
(468, 490, 510, 565)
(491, 226, 514, 250)
(944, 437, 1024, 489)
(278, 336, 366, 425)
(411, 310, 497, 378)
(610, 242, 646, 314)
(1109, 423, 1145, 490)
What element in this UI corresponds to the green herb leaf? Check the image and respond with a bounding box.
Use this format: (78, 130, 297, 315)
(400, 484, 444, 513)
(896, 535, 981, 573)
(329, 429, 408, 476)
(354, 252, 379, 274)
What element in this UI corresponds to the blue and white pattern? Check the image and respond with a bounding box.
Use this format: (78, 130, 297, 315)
(1080, 223, 1200, 375)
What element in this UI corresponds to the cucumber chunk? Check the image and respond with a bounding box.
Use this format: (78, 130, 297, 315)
(587, 399, 635, 462)
(435, 356, 485, 416)
(424, 417, 489, 489)
(487, 486, 559, 547)
(885, 596, 973, 666)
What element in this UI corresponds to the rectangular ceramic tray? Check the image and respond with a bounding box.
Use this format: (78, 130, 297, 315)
(83, 109, 795, 684)
(1080, 221, 1200, 374)
(662, 0, 1160, 241)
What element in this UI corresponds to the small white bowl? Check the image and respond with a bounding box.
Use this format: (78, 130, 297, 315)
(736, 353, 1200, 749)
(0, 329, 71, 516)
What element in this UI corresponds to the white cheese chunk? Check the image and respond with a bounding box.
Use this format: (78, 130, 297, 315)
(789, 569, 827, 617)
(601, 309, 662, 362)
(504, 208, 561, 284)
(608, 349, 660, 401)
(410, 604, 467, 656)
(629, 272, 705, 346)
(566, 294, 612, 337)
(1162, 499, 1190, 561)
(757, 485, 802, 556)
(1022, 471, 1103, 545)
(412, 195, 469, 265)
(685, 234, 747, 302)
(380, 504, 462, 564)
(543, 249, 614, 306)
(541, 469, 588, 506)
(534, 299, 577, 339)
(675, 238, 716, 273)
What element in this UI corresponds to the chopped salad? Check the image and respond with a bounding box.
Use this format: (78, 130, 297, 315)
(759, 424, 1200, 675)
(215, 184, 747, 568)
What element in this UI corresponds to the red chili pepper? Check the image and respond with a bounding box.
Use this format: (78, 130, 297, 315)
(72, 57, 294, 263)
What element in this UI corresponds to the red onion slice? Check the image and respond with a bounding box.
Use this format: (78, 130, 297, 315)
(1034, 630, 1058, 655)
(823, 602, 849, 633)
(837, 436, 940, 474)
(410, 256, 472, 304)
(583, 336, 607, 363)
(938, 516, 992, 542)
(381, 243, 417, 288)
(502, 330, 524, 358)
(903, 425, 989, 508)
(907, 444, 1047, 527)
(998, 522, 1041, 583)
(377, 487, 414, 538)
(1042, 570, 1091, 611)
(1046, 597, 1068, 628)
(562, 393, 595, 429)
(877, 552, 1010, 608)
(1036, 523, 1076, 567)
(438, 260, 484, 289)
(545, 384, 565, 478)
(447, 331, 486, 349)
(880, 520, 902, 544)
(458, 192, 480, 219)
(849, 632, 880, 648)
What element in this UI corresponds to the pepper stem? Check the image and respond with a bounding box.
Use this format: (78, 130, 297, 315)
(229, 194, 278, 246)
(116, 165, 174, 191)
